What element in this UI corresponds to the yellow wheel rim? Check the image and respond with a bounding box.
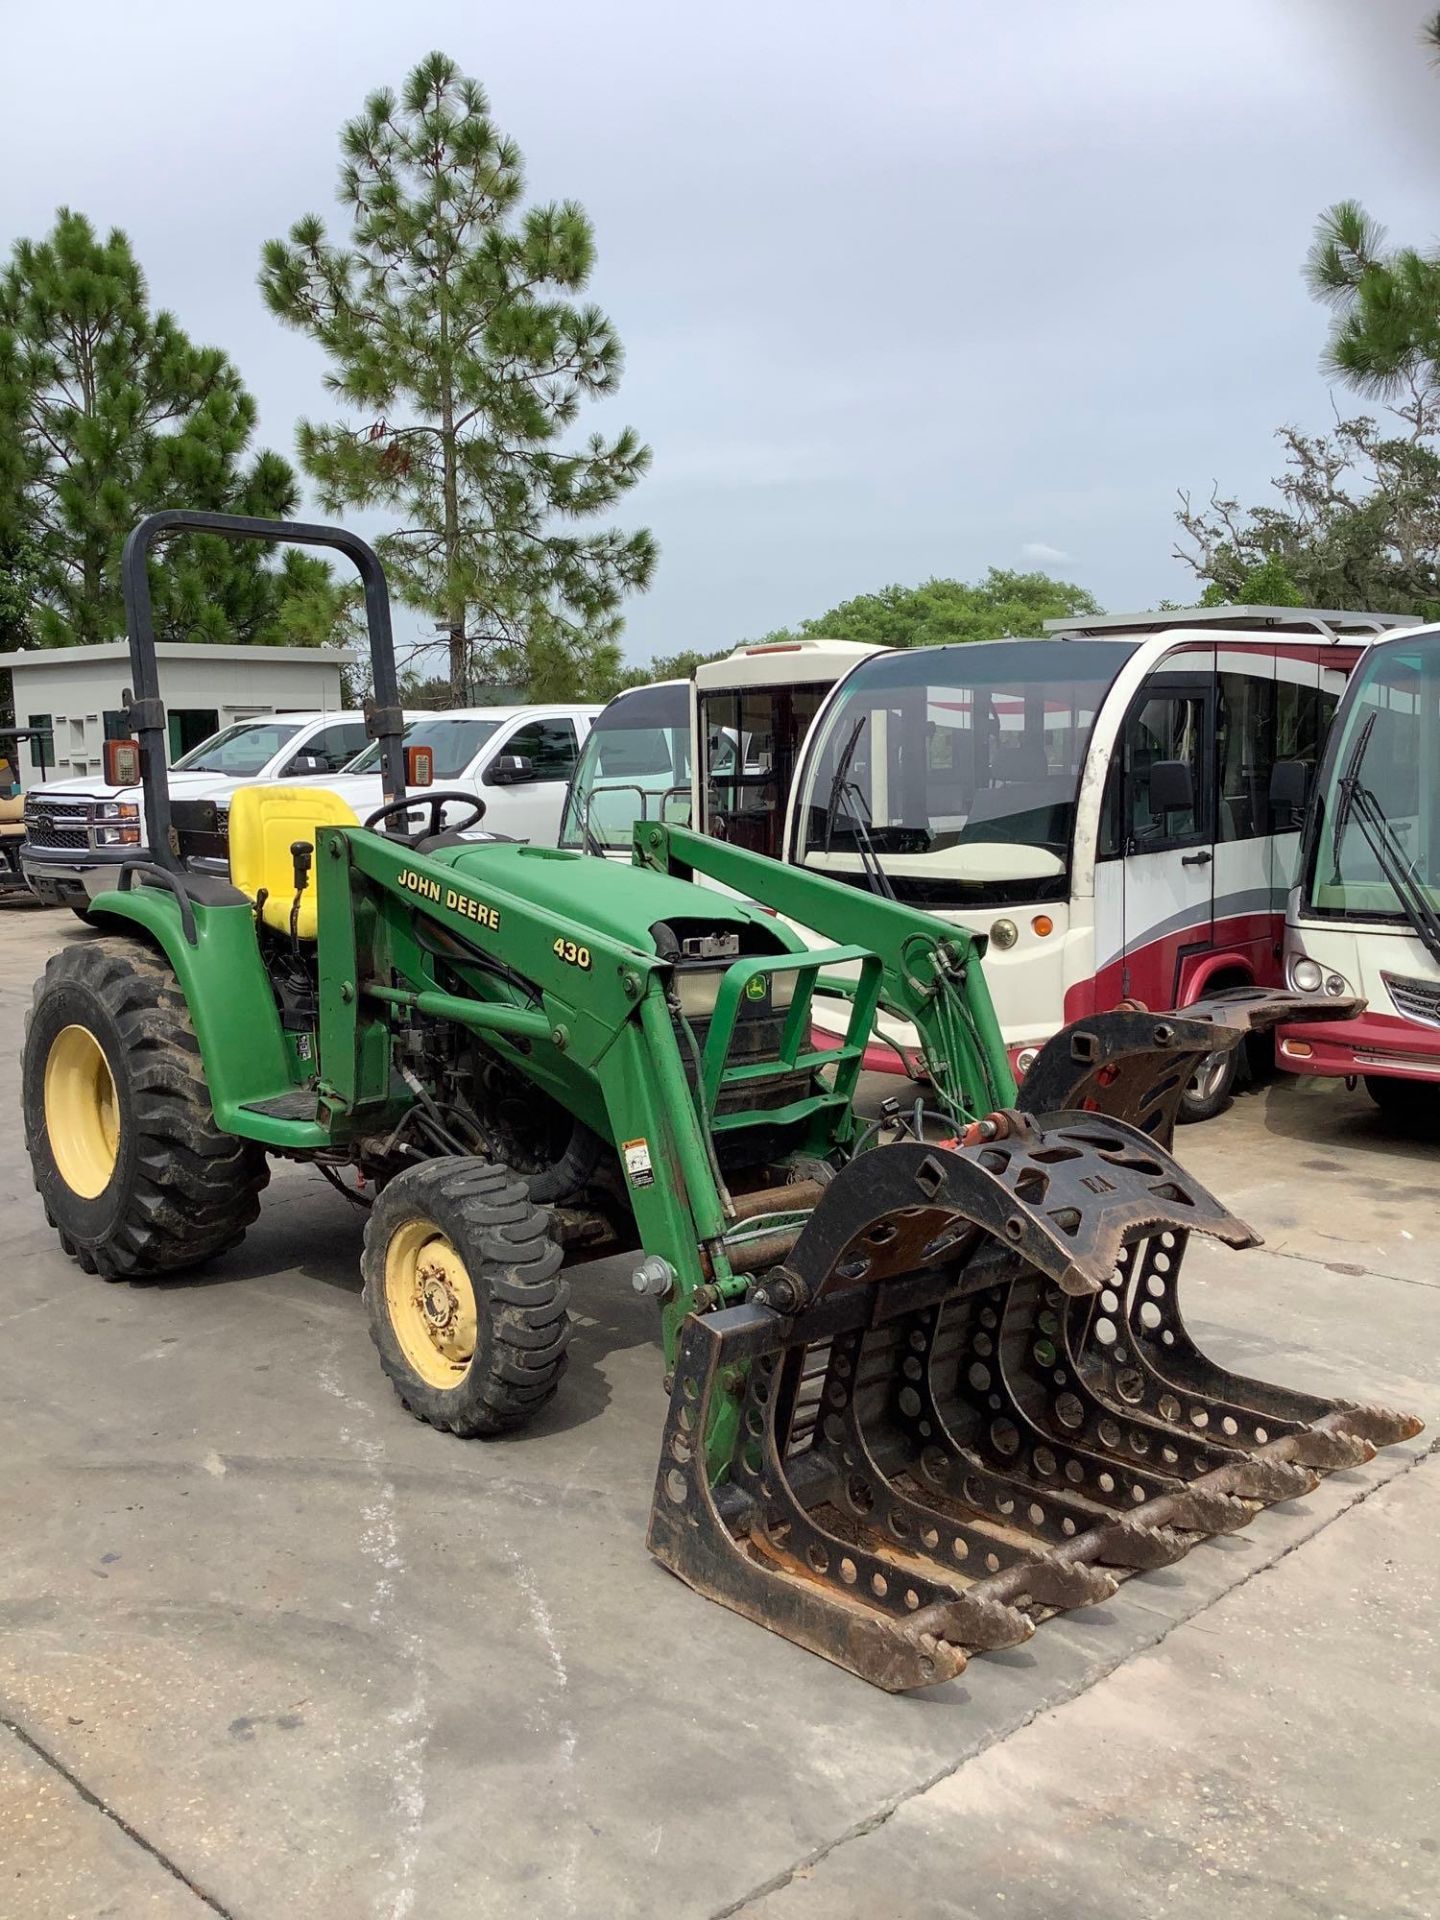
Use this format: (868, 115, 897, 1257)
(43, 1024, 120, 1200)
(383, 1219, 478, 1391)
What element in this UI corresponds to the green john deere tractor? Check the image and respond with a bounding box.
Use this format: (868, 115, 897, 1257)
(21, 513, 1420, 1692)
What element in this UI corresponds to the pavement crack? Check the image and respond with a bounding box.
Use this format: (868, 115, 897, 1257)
(706, 1440, 1437, 1920)
(1262, 1242, 1439, 1292)
(0, 1707, 234, 1917)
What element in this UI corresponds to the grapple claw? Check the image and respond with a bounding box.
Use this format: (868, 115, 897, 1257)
(647, 1106, 1422, 1692)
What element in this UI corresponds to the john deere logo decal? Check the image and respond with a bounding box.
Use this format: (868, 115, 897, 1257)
(745, 975, 768, 1002)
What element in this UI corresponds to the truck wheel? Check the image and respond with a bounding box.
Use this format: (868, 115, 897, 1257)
(22, 937, 269, 1278)
(1364, 1075, 1437, 1127)
(1177, 1044, 1241, 1125)
(363, 1158, 569, 1437)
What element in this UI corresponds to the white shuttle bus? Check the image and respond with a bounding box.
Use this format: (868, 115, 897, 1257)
(1278, 620, 1440, 1121)
(560, 638, 883, 857)
(695, 606, 1409, 1119)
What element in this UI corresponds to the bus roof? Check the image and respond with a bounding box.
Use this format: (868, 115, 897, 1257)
(1044, 605, 1417, 640)
(695, 636, 886, 692)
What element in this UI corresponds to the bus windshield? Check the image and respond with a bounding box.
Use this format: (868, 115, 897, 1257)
(1306, 631, 1440, 930)
(558, 681, 691, 851)
(793, 639, 1137, 906)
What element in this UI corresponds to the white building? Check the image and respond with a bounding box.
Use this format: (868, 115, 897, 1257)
(0, 641, 361, 781)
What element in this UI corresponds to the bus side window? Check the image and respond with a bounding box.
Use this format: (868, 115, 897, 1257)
(1217, 671, 1276, 840)
(1272, 681, 1338, 825)
(1126, 693, 1206, 847)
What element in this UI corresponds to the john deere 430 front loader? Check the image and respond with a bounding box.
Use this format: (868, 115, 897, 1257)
(22, 513, 1420, 1691)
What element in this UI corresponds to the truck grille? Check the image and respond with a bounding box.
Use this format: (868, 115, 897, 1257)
(1381, 972, 1440, 1031)
(24, 796, 91, 851)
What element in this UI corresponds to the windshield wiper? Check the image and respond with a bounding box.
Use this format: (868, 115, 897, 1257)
(819, 718, 896, 902)
(1333, 713, 1440, 967)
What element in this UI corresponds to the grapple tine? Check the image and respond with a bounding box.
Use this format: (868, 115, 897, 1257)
(1218, 1456, 1320, 1502)
(1006, 1559, 1120, 1610)
(1332, 1404, 1426, 1448)
(909, 1589, 1036, 1653)
(1284, 1427, 1376, 1470)
(1088, 1517, 1191, 1570)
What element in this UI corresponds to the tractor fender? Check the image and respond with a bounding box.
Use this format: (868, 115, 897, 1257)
(86, 886, 295, 1128)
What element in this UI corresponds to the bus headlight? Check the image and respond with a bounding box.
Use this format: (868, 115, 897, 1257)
(1289, 957, 1323, 994)
(1324, 972, 1351, 997)
(1014, 1046, 1039, 1077)
(989, 918, 1019, 951)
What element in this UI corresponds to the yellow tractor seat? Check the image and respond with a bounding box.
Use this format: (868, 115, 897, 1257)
(0, 792, 25, 840)
(227, 786, 360, 939)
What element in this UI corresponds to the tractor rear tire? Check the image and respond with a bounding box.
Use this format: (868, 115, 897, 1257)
(362, 1157, 570, 1437)
(22, 936, 269, 1278)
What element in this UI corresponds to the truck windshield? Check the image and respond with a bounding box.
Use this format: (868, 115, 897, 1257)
(173, 719, 304, 776)
(558, 682, 691, 851)
(793, 639, 1137, 906)
(346, 717, 499, 780)
(1306, 632, 1440, 931)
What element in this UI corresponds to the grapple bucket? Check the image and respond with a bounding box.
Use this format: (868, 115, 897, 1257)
(648, 1094, 1420, 1692)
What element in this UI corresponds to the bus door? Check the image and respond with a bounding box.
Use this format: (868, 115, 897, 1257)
(1269, 649, 1344, 903)
(1115, 667, 1216, 1005)
(1214, 648, 1280, 982)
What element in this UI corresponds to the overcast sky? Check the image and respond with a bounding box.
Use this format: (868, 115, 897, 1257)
(3, 0, 1438, 673)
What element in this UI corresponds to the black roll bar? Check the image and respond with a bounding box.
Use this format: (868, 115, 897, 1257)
(119, 511, 406, 874)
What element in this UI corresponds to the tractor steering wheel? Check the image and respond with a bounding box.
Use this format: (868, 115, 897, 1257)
(363, 790, 488, 841)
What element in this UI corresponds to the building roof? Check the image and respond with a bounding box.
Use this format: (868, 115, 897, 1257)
(0, 641, 362, 670)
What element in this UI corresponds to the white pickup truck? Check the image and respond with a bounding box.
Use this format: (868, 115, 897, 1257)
(22, 711, 372, 915)
(22, 705, 599, 913)
(321, 706, 600, 842)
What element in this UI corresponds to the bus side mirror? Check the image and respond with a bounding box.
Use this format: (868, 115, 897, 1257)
(1149, 759, 1193, 816)
(1269, 759, 1308, 814)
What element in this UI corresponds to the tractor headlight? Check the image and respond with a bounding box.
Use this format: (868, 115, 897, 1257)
(1289, 956, 1323, 994)
(989, 918, 1019, 952)
(91, 801, 139, 822)
(675, 968, 725, 1020)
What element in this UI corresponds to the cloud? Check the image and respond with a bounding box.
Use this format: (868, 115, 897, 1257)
(1021, 542, 1073, 565)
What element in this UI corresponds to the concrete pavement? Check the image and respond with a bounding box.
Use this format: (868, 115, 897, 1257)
(0, 899, 1435, 1920)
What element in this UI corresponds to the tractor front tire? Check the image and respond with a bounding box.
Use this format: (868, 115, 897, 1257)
(22, 936, 269, 1278)
(362, 1158, 570, 1437)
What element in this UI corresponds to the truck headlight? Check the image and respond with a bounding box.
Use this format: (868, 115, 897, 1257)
(91, 802, 139, 822)
(91, 825, 142, 847)
(1289, 957, 1323, 994)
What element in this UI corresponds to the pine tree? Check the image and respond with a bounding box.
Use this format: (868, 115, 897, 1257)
(1304, 24, 1440, 425)
(260, 51, 656, 701)
(0, 208, 343, 648)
